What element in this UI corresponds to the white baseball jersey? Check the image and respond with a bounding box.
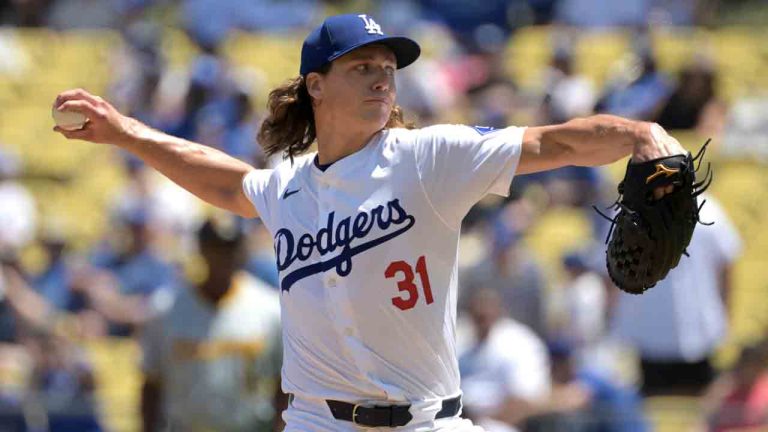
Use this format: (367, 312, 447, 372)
(242, 125, 524, 411)
(141, 271, 282, 431)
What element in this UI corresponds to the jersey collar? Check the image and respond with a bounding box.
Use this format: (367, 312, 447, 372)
(310, 129, 385, 177)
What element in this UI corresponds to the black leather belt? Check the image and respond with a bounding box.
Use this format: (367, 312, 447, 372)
(326, 395, 461, 427)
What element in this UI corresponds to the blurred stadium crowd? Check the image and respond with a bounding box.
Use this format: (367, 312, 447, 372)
(0, 0, 767, 431)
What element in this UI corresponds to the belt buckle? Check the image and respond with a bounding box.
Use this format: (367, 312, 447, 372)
(351, 403, 363, 425)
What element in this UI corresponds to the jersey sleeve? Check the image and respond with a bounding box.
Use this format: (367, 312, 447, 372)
(242, 169, 275, 226)
(412, 125, 525, 229)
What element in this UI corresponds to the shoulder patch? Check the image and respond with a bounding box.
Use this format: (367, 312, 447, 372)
(472, 126, 498, 135)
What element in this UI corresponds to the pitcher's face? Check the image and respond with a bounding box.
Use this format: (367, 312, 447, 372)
(308, 44, 397, 130)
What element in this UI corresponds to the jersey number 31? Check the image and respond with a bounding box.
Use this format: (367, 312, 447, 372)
(386, 256, 434, 311)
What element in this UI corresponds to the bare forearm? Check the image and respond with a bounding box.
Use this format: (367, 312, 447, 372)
(54, 89, 259, 217)
(568, 115, 645, 163)
(546, 115, 645, 166)
(519, 115, 650, 174)
(120, 119, 256, 216)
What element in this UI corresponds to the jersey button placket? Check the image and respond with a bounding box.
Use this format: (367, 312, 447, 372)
(318, 179, 329, 213)
(317, 175, 359, 351)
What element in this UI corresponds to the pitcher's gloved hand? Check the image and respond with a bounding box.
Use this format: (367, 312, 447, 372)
(596, 140, 714, 294)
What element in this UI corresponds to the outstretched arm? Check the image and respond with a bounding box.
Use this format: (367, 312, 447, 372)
(53, 89, 259, 218)
(519, 115, 685, 175)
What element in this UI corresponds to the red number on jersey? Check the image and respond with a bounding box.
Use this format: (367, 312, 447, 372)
(386, 255, 433, 311)
(415, 256, 434, 304)
(386, 260, 418, 310)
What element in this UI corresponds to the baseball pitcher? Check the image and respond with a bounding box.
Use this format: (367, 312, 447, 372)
(54, 13, 696, 431)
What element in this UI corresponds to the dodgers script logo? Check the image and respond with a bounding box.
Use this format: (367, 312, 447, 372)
(275, 199, 415, 292)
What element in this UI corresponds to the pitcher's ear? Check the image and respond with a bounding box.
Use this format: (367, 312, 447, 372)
(306, 72, 324, 101)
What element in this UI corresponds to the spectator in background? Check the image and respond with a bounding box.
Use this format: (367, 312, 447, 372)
(110, 18, 165, 127)
(416, 0, 530, 53)
(611, 196, 742, 396)
(162, 38, 266, 170)
(2, 259, 55, 338)
(114, 154, 203, 258)
(550, 251, 609, 367)
(181, 0, 318, 48)
(1, 260, 104, 431)
(461, 206, 547, 336)
(141, 215, 284, 432)
(194, 87, 264, 165)
(23, 331, 103, 432)
(458, 288, 551, 432)
(31, 227, 84, 314)
(0, 260, 30, 432)
(0, 148, 36, 255)
(595, 40, 671, 121)
(465, 57, 519, 130)
(165, 50, 228, 141)
(2, 252, 103, 341)
(655, 57, 726, 136)
(89, 206, 178, 336)
(28, 227, 109, 339)
(705, 343, 768, 432)
(530, 339, 648, 432)
(539, 46, 596, 125)
(222, 89, 265, 166)
(3, 215, 173, 340)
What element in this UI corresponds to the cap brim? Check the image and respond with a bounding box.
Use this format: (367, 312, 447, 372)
(328, 36, 421, 70)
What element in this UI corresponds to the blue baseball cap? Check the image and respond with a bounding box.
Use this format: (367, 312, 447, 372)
(300, 13, 421, 76)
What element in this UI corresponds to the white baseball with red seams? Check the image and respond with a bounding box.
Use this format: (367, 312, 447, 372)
(243, 124, 524, 431)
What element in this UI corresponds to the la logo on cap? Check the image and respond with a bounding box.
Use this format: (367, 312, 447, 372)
(358, 14, 383, 35)
(299, 13, 420, 75)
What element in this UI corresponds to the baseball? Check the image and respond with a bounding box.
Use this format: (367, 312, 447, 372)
(51, 105, 88, 131)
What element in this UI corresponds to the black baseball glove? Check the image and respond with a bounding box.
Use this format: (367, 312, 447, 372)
(595, 140, 713, 294)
